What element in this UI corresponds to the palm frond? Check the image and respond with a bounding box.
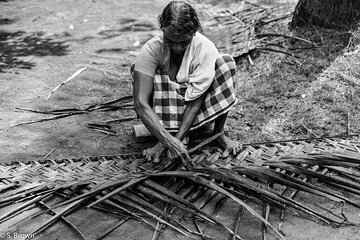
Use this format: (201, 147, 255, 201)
(2, 135, 360, 239)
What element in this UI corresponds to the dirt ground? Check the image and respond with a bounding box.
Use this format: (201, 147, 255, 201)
(1, 0, 360, 239)
(0, 0, 161, 164)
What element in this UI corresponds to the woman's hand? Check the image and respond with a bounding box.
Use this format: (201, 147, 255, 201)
(166, 135, 187, 159)
(166, 135, 194, 169)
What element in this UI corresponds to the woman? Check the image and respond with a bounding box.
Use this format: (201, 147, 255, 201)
(132, 1, 241, 163)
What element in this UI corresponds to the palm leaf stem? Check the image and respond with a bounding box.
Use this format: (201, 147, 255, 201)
(8, 206, 53, 229)
(188, 131, 224, 154)
(135, 183, 215, 223)
(131, 177, 244, 239)
(2, 182, 89, 209)
(151, 220, 166, 240)
(140, 180, 239, 236)
(202, 168, 342, 226)
(238, 166, 360, 207)
(95, 218, 130, 240)
(323, 166, 360, 182)
(324, 166, 360, 178)
(297, 167, 352, 223)
(175, 185, 205, 220)
(281, 152, 360, 164)
(192, 153, 208, 165)
(193, 218, 218, 240)
(262, 203, 271, 240)
(155, 182, 199, 237)
(26, 197, 91, 239)
(200, 189, 231, 238)
(266, 162, 360, 194)
(169, 184, 197, 218)
(0, 193, 51, 223)
(50, 182, 156, 231)
(279, 159, 360, 168)
(37, 200, 88, 240)
(0, 183, 48, 205)
(251, 187, 340, 226)
(86, 175, 150, 209)
(177, 183, 198, 201)
(311, 152, 360, 163)
(186, 186, 209, 204)
(323, 181, 360, 197)
(91, 204, 129, 217)
(277, 167, 317, 233)
(197, 190, 220, 210)
(173, 172, 286, 240)
(228, 186, 284, 210)
(77, 183, 157, 229)
(129, 174, 185, 205)
(100, 196, 157, 230)
(240, 135, 359, 147)
(136, 177, 189, 214)
(314, 203, 355, 227)
(213, 194, 228, 215)
(114, 192, 196, 238)
(232, 205, 244, 240)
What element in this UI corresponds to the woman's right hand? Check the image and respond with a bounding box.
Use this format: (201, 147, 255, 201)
(166, 135, 187, 159)
(166, 135, 194, 168)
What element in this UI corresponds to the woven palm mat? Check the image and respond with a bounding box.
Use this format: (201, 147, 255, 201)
(2, 135, 360, 239)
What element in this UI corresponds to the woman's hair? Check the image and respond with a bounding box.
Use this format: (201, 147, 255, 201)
(158, 1, 202, 35)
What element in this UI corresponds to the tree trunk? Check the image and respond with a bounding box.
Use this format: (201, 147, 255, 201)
(291, 0, 360, 29)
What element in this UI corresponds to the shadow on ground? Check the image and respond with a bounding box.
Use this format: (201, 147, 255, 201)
(94, 18, 156, 55)
(0, 28, 70, 72)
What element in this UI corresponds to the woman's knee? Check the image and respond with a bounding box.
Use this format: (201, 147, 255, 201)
(216, 54, 236, 71)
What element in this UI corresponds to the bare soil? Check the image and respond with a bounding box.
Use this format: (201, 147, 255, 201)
(1, 0, 360, 239)
(0, 0, 160, 164)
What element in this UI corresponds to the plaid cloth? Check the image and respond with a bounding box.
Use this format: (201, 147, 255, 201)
(153, 53, 237, 132)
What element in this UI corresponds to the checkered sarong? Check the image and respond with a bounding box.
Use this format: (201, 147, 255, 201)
(153, 53, 237, 132)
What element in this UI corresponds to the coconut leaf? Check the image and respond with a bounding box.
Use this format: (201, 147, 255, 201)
(234, 165, 360, 207)
(193, 218, 219, 240)
(0, 193, 51, 223)
(55, 177, 135, 208)
(37, 201, 88, 240)
(95, 218, 130, 240)
(87, 175, 149, 208)
(27, 197, 90, 238)
(140, 180, 241, 237)
(108, 192, 196, 238)
(4, 134, 360, 239)
(196, 168, 344, 226)
(267, 162, 360, 193)
(161, 171, 286, 240)
(279, 158, 360, 168)
(325, 166, 360, 178)
(232, 206, 244, 240)
(95, 193, 157, 230)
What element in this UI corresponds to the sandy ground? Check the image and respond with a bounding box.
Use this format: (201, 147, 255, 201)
(1, 0, 360, 239)
(0, 0, 162, 164)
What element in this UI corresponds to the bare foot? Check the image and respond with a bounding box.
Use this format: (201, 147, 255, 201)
(216, 133, 242, 157)
(143, 142, 166, 163)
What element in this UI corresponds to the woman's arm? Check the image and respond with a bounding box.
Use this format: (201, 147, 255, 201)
(175, 92, 207, 141)
(133, 70, 171, 144)
(133, 70, 188, 157)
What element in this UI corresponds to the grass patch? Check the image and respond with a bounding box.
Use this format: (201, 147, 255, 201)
(229, 17, 360, 144)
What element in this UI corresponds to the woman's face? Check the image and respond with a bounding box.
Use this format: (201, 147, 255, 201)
(163, 29, 194, 54)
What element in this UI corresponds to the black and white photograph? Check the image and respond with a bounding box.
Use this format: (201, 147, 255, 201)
(1, 0, 360, 239)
